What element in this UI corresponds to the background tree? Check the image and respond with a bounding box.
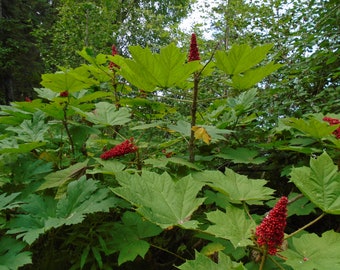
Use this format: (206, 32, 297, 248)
(0, 0, 58, 103)
(37, 0, 193, 70)
(203, 0, 340, 117)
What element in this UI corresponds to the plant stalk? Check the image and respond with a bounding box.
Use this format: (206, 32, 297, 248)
(285, 212, 326, 239)
(62, 102, 75, 156)
(259, 248, 267, 270)
(189, 74, 200, 162)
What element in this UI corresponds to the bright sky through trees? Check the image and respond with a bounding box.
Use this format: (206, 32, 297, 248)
(180, 0, 222, 38)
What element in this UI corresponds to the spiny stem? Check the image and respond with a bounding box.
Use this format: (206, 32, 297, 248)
(285, 212, 326, 239)
(188, 42, 220, 163)
(259, 248, 267, 270)
(62, 102, 75, 156)
(189, 73, 200, 162)
(149, 243, 186, 262)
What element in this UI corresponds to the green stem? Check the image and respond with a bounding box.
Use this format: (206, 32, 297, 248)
(242, 201, 255, 223)
(149, 243, 186, 262)
(62, 102, 75, 156)
(259, 248, 267, 270)
(285, 212, 326, 239)
(136, 149, 142, 172)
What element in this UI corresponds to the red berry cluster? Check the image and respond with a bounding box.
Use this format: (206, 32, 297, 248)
(60, 91, 69, 97)
(100, 138, 138, 160)
(323, 116, 340, 139)
(109, 45, 120, 69)
(255, 196, 288, 255)
(188, 33, 200, 62)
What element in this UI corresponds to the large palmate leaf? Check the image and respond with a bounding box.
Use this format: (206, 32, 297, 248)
(113, 43, 201, 91)
(290, 152, 340, 214)
(215, 147, 267, 164)
(0, 193, 21, 228)
(87, 158, 126, 175)
(51, 177, 117, 226)
(0, 141, 46, 154)
(214, 44, 282, 90)
(282, 117, 339, 139)
(73, 102, 131, 126)
(0, 237, 32, 270)
(177, 251, 246, 270)
(41, 67, 96, 93)
(112, 171, 205, 229)
(281, 231, 340, 270)
(193, 169, 274, 205)
(8, 178, 117, 244)
(0, 104, 33, 126)
(227, 88, 257, 115)
(7, 195, 57, 244)
(215, 44, 274, 75)
(204, 205, 256, 248)
(228, 62, 282, 89)
(6, 111, 48, 142)
(0, 192, 21, 211)
(144, 157, 202, 170)
(106, 211, 162, 265)
(37, 160, 89, 198)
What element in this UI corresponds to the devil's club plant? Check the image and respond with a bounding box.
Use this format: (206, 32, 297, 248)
(0, 33, 339, 270)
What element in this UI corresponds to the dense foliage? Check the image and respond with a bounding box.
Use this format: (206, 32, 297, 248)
(0, 0, 339, 269)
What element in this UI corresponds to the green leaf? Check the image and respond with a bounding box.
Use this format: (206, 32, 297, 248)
(266, 193, 316, 217)
(8, 178, 117, 244)
(168, 120, 191, 137)
(200, 242, 226, 256)
(0, 237, 32, 269)
(76, 91, 113, 103)
(0, 141, 46, 154)
(229, 62, 282, 90)
(215, 44, 282, 89)
(215, 148, 267, 164)
(108, 211, 162, 265)
(193, 169, 274, 205)
(281, 231, 340, 270)
(91, 246, 103, 269)
(51, 177, 117, 226)
(12, 159, 53, 184)
(7, 195, 56, 244)
(289, 152, 340, 214)
(6, 111, 48, 143)
(215, 44, 274, 75)
(41, 68, 95, 93)
(88, 158, 126, 175)
(112, 171, 205, 229)
(73, 102, 131, 126)
(227, 88, 258, 114)
(0, 192, 21, 210)
(177, 251, 246, 270)
(205, 205, 256, 248)
(0, 104, 32, 125)
(282, 117, 339, 139)
(144, 157, 202, 170)
(80, 246, 90, 269)
(114, 43, 201, 91)
(37, 160, 89, 198)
